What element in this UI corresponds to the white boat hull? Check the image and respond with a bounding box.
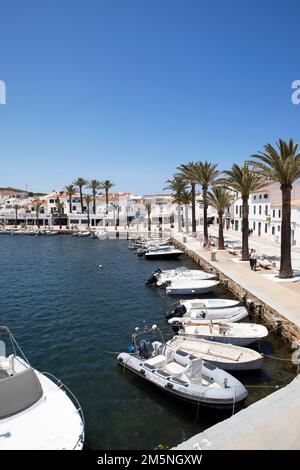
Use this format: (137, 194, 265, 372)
(166, 281, 220, 295)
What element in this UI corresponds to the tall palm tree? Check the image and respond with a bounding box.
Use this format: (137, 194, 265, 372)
(194, 161, 220, 239)
(144, 202, 152, 234)
(222, 164, 265, 260)
(73, 177, 88, 214)
(34, 201, 44, 228)
(65, 185, 76, 213)
(177, 162, 198, 234)
(84, 195, 92, 229)
(55, 197, 65, 229)
(101, 180, 115, 214)
(110, 203, 119, 229)
(88, 179, 102, 215)
(164, 176, 187, 233)
(13, 204, 21, 228)
(206, 187, 234, 250)
(249, 139, 300, 278)
(179, 189, 192, 234)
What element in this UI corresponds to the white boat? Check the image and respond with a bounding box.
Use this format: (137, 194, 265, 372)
(117, 325, 247, 407)
(95, 230, 107, 240)
(77, 231, 90, 237)
(147, 267, 216, 287)
(166, 280, 219, 295)
(172, 321, 268, 346)
(0, 326, 84, 450)
(165, 298, 241, 319)
(45, 230, 58, 236)
(167, 306, 248, 324)
(167, 336, 263, 371)
(144, 246, 184, 260)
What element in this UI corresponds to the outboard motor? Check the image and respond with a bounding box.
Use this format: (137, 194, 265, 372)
(137, 248, 146, 257)
(171, 321, 183, 335)
(165, 303, 187, 320)
(138, 340, 154, 359)
(145, 268, 161, 286)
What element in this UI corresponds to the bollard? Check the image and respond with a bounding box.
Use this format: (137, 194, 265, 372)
(210, 251, 217, 261)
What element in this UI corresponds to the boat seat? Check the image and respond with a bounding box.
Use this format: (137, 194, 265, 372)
(165, 361, 186, 377)
(144, 355, 166, 369)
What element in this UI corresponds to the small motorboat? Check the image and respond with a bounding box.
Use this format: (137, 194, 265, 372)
(167, 305, 248, 324)
(117, 325, 248, 408)
(167, 336, 263, 371)
(171, 321, 268, 346)
(144, 246, 184, 260)
(147, 267, 216, 287)
(95, 230, 107, 240)
(45, 230, 58, 236)
(0, 326, 84, 450)
(165, 280, 219, 295)
(77, 231, 91, 237)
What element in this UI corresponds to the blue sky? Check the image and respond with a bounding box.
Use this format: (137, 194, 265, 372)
(1, 0, 300, 194)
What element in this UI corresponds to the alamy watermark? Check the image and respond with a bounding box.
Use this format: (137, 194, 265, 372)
(0, 80, 6, 104)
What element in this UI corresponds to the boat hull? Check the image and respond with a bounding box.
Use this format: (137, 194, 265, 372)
(145, 252, 183, 260)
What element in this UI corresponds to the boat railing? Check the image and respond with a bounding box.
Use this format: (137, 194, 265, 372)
(41, 371, 85, 449)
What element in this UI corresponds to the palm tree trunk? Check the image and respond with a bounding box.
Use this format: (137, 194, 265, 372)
(177, 204, 182, 232)
(203, 186, 208, 239)
(218, 211, 224, 250)
(241, 195, 249, 261)
(36, 212, 39, 228)
(185, 204, 189, 233)
(148, 212, 151, 234)
(87, 208, 90, 229)
(69, 198, 72, 214)
(105, 189, 108, 214)
(93, 189, 96, 215)
(279, 185, 293, 278)
(15, 209, 18, 228)
(79, 186, 83, 213)
(191, 182, 196, 234)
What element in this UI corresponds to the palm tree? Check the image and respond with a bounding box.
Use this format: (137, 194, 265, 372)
(249, 139, 300, 278)
(101, 180, 115, 214)
(88, 179, 102, 215)
(13, 204, 21, 228)
(206, 187, 234, 250)
(84, 195, 92, 229)
(164, 176, 187, 232)
(177, 162, 198, 234)
(194, 161, 220, 239)
(65, 185, 76, 213)
(73, 177, 88, 213)
(179, 190, 192, 234)
(33, 201, 44, 228)
(144, 202, 152, 234)
(222, 164, 265, 260)
(110, 203, 119, 229)
(55, 196, 65, 229)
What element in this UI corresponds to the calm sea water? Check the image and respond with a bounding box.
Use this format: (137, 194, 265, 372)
(0, 235, 297, 449)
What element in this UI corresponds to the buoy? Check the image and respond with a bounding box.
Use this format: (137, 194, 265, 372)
(99, 264, 102, 269)
(124, 276, 128, 281)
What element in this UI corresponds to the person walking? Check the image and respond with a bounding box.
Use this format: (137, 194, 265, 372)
(249, 249, 257, 271)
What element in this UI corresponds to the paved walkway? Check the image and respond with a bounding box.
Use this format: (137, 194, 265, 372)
(174, 233, 300, 329)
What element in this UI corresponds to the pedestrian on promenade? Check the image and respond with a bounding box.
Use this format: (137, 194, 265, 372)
(249, 249, 257, 271)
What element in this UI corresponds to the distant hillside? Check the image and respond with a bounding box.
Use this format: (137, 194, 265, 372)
(0, 187, 47, 196)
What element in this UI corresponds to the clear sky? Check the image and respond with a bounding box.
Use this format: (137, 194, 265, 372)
(1, 0, 300, 194)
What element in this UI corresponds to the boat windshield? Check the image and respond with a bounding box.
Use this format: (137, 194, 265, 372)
(0, 367, 43, 419)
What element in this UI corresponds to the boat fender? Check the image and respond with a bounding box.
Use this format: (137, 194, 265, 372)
(166, 382, 174, 389)
(140, 369, 146, 375)
(201, 309, 206, 319)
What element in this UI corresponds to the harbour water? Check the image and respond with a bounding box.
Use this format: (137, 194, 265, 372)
(0, 235, 297, 449)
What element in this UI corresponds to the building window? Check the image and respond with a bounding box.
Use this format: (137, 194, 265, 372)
(265, 206, 268, 215)
(278, 225, 280, 232)
(259, 195, 262, 199)
(278, 210, 281, 218)
(253, 222, 256, 231)
(253, 206, 256, 215)
(265, 223, 268, 233)
(264, 194, 268, 199)
(49, 199, 54, 203)
(235, 206, 238, 215)
(259, 205, 262, 215)
(272, 226, 275, 235)
(239, 206, 242, 217)
(273, 209, 275, 218)
(254, 195, 256, 200)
